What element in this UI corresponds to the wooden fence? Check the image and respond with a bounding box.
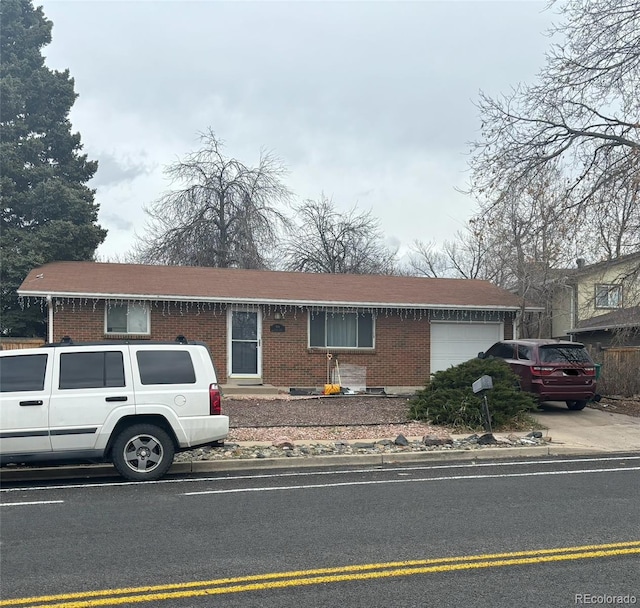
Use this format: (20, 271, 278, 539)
(0, 338, 45, 350)
(603, 347, 640, 369)
(599, 347, 640, 396)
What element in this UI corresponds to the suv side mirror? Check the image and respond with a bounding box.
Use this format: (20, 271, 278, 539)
(478, 352, 485, 359)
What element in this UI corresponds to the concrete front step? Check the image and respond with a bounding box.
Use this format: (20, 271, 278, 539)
(221, 383, 281, 396)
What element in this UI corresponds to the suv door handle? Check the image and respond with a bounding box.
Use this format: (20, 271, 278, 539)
(19, 400, 43, 406)
(105, 396, 128, 402)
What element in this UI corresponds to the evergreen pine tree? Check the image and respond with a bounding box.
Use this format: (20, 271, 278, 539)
(0, 0, 106, 336)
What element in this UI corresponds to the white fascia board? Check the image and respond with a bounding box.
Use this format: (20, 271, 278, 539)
(569, 322, 638, 333)
(18, 290, 536, 312)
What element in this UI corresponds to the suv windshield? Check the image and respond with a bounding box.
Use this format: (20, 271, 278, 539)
(539, 346, 591, 364)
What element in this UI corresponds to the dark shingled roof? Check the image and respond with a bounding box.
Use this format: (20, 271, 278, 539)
(570, 306, 640, 333)
(19, 261, 528, 310)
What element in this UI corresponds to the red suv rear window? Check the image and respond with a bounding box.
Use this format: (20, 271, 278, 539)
(539, 346, 591, 364)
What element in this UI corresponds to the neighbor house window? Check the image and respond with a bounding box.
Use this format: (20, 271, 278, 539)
(595, 284, 622, 309)
(309, 312, 374, 348)
(105, 303, 150, 334)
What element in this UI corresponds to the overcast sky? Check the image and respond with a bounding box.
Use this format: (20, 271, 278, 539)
(38, 0, 556, 262)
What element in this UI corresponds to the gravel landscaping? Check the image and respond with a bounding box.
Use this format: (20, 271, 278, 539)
(223, 394, 445, 442)
(175, 393, 638, 463)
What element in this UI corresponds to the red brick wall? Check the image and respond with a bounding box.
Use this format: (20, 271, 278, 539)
(504, 316, 515, 340)
(52, 301, 229, 377)
(52, 301, 513, 387)
(261, 312, 431, 388)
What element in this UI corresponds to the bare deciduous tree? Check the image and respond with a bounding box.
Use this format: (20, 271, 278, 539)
(280, 197, 397, 274)
(133, 129, 291, 268)
(469, 0, 640, 218)
(405, 239, 449, 278)
(411, 167, 583, 336)
(582, 152, 640, 260)
(461, 0, 640, 337)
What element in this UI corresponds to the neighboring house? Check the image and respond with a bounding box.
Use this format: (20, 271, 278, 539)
(18, 261, 533, 392)
(551, 253, 640, 348)
(569, 306, 640, 348)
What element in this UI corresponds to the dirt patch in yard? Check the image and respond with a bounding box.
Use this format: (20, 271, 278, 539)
(221, 394, 446, 442)
(588, 396, 640, 418)
(223, 394, 414, 428)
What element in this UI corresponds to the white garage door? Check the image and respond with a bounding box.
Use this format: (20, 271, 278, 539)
(430, 322, 503, 374)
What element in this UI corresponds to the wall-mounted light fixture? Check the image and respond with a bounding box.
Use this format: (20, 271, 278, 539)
(274, 312, 283, 320)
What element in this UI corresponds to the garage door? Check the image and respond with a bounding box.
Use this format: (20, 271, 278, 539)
(430, 322, 503, 374)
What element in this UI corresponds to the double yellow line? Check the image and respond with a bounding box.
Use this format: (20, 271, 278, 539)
(4, 541, 640, 607)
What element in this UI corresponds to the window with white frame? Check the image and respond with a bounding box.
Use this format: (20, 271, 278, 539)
(595, 284, 622, 309)
(309, 311, 374, 348)
(105, 302, 150, 334)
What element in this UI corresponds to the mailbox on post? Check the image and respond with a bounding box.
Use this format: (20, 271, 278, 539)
(472, 375, 494, 434)
(472, 375, 493, 394)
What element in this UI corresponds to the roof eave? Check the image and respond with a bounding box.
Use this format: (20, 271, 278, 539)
(569, 323, 640, 334)
(18, 289, 530, 312)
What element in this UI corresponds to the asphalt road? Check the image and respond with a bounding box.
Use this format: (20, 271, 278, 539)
(1, 456, 639, 608)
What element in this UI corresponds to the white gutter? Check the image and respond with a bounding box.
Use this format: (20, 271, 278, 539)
(19, 290, 541, 313)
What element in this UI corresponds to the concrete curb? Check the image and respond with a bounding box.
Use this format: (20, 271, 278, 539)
(0, 445, 623, 483)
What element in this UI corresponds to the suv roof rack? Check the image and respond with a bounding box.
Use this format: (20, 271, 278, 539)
(41, 335, 201, 347)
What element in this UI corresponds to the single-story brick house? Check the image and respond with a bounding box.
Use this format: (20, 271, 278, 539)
(18, 261, 532, 393)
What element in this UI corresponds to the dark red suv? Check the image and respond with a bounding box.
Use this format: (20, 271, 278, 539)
(478, 339, 597, 410)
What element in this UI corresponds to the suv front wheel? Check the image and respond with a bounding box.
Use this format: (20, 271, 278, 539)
(111, 424, 175, 481)
(566, 400, 588, 411)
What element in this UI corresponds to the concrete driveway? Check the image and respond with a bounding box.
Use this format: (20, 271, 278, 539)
(532, 402, 640, 453)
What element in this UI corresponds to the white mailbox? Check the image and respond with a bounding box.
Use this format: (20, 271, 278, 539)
(472, 375, 493, 394)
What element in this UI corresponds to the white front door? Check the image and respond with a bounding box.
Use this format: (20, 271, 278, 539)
(228, 309, 262, 379)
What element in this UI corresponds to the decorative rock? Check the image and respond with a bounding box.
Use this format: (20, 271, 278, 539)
(527, 431, 543, 439)
(478, 433, 497, 445)
(394, 434, 409, 446)
(169, 428, 550, 463)
(422, 434, 453, 447)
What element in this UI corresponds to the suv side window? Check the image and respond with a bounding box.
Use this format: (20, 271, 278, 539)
(0, 354, 48, 392)
(59, 351, 126, 389)
(485, 342, 516, 359)
(137, 350, 196, 385)
(517, 345, 533, 360)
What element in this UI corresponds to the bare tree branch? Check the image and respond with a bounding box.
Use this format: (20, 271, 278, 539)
(468, 0, 639, 222)
(133, 129, 292, 268)
(279, 196, 397, 274)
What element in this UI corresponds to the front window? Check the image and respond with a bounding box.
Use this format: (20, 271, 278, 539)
(309, 311, 374, 348)
(595, 284, 622, 309)
(106, 302, 150, 335)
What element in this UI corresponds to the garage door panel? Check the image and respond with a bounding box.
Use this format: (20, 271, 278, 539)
(430, 322, 502, 374)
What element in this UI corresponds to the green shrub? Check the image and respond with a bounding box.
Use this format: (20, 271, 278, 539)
(408, 358, 538, 430)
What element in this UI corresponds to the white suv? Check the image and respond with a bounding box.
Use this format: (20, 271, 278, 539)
(0, 337, 229, 481)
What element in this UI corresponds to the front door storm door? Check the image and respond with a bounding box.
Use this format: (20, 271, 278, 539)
(230, 310, 261, 377)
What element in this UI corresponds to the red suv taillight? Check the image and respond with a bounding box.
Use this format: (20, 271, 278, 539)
(209, 384, 221, 415)
(532, 366, 555, 377)
(583, 367, 596, 376)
